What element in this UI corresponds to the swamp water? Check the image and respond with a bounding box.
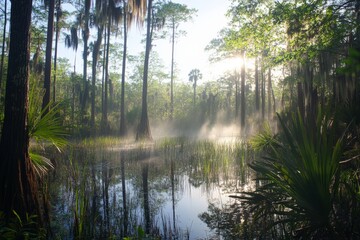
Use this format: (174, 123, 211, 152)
(48, 138, 256, 239)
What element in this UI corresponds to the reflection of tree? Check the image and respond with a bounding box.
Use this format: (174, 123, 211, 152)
(200, 199, 275, 239)
(120, 151, 128, 235)
(142, 162, 151, 234)
(199, 201, 241, 239)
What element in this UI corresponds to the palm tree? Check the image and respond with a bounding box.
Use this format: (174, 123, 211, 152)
(120, 0, 147, 136)
(136, 0, 156, 140)
(53, 0, 63, 103)
(188, 68, 202, 106)
(42, 0, 56, 114)
(0, 0, 8, 103)
(0, 0, 41, 220)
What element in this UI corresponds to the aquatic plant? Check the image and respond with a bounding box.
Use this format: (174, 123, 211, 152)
(237, 110, 353, 238)
(0, 211, 46, 239)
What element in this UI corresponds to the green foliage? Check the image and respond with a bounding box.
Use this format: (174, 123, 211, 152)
(0, 211, 46, 239)
(240, 110, 350, 238)
(123, 225, 160, 240)
(28, 78, 68, 176)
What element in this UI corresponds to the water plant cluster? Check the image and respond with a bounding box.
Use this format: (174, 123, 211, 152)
(42, 137, 252, 239)
(235, 110, 360, 239)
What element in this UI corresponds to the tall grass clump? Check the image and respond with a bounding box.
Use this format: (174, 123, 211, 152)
(237, 110, 359, 239)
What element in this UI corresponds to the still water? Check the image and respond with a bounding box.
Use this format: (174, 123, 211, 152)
(48, 138, 255, 239)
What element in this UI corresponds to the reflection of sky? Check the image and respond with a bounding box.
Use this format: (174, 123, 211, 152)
(50, 141, 255, 239)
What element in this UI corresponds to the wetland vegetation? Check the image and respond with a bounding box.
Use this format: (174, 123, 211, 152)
(0, 0, 360, 239)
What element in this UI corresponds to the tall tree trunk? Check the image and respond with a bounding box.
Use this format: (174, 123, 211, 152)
(235, 73, 239, 119)
(261, 59, 265, 120)
(136, 0, 153, 140)
(81, 0, 91, 120)
(101, 27, 106, 122)
(91, 25, 104, 128)
(240, 50, 246, 130)
(120, 1, 128, 136)
(101, 19, 111, 133)
(0, 0, 7, 102)
(193, 81, 196, 106)
(297, 81, 305, 120)
(42, 0, 55, 114)
(53, 0, 61, 103)
(255, 56, 260, 113)
(0, 0, 42, 221)
(267, 68, 272, 119)
(170, 17, 175, 120)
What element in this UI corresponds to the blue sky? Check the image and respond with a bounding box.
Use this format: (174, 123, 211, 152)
(127, 0, 231, 81)
(58, 1, 231, 82)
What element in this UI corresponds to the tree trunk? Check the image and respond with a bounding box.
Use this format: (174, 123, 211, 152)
(240, 50, 246, 130)
(235, 73, 239, 119)
(53, 0, 61, 103)
(42, 0, 55, 114)
(0, 0, 42, 221)
(0, 0, 7, 102)
(255, 56, 260, 113)
(136, 0, 153, 141)
(170, 17, 175, 120)
(101, 19, 111, 133)
(120, 1, 128, 136)
(91, 25, 104, 128)
(267, 68, 272, 119)
(81, 0, 91, 120)
(261, 59, 265, 120)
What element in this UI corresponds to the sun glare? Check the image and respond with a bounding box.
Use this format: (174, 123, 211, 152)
(211, 57, 255, 78)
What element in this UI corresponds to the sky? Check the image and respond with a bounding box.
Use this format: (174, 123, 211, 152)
(127, 0, 232, 81)
(58, 0, 232, 82)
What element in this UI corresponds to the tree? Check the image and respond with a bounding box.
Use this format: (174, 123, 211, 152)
(188, 68, 202, 106)
(81, 0, 91, 120)
(156, 1, 196, 119)
(136, 0, 161, 140)
(240, 50, 246, 129)
(42, 0, 55, 114)
(0, 0, 41, 220)
(0, 0, 8, 103)
(53, 0, 64, 103)
(120, 0, 147, 136)
(90, 5, 104, 127)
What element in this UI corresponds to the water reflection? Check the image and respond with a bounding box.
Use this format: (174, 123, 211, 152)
(48, 138, 254, 239)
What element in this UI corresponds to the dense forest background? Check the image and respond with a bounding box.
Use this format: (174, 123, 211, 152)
(0, 0, 360, 238)
(0, 0, 359, 137)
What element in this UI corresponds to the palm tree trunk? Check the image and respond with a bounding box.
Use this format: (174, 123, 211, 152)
(261, 58, 265, 120)
(81, 0, 91, 121)
(170, 17, 175, 120)
(0, 0, 7, 102)
(101, 19, 111, 133)
(0, 0, 42, 221)
(240, 50, 246, 129)
(53, 0, 61, 103)
(255, 56, 260, 112)
(120, 1, 128, 136)
(42, 0, 55, 114)
(267, 68, 272, 119)
(91, 25, 104, 128)
(136, 0, 153, 140)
